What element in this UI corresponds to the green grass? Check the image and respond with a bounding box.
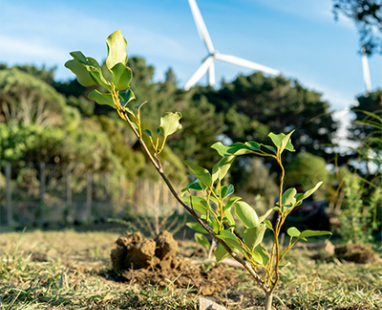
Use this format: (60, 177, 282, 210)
(0, 230, 381, 309)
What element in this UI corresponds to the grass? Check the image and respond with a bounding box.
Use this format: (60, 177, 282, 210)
(0, 229, 381, 309)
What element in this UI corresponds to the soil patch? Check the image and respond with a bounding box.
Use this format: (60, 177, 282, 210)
(334, 244, 381, 264)
(110, 231, 244, 295)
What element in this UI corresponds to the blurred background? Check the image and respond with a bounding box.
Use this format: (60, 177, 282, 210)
(0, 0, 381, 244)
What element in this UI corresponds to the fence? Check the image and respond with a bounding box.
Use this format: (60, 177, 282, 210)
(0, 161, 184, 227)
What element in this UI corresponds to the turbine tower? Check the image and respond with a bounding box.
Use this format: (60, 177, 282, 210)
(185, 0, 280, 91)
(361, 45, 372, 92)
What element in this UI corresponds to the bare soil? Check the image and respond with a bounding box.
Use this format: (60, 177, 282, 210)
(110, 231, 244, 295)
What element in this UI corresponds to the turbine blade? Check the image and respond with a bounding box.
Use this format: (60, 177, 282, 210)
(361, 47, 372, 92)
(184, 56, 214, 90)
(208, 62, 215, 87)
(188, 0, 215, 53)
(215, 53, 280, 75)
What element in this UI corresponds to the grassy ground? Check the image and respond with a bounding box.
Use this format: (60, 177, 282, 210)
(0, 229, 381, 309)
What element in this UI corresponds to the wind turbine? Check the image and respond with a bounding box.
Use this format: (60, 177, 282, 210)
(184, 0, 280, 91)
(361, 44, 372, 92)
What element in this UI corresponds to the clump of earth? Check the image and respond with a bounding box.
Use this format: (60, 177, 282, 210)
(110, 231, 242, 295)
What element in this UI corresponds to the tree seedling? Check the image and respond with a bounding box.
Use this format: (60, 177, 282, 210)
(66, 30, 332, 309)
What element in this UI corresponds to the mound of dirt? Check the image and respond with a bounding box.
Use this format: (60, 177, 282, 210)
(335, 244, 381, 264)
(110, 231, 242, 295)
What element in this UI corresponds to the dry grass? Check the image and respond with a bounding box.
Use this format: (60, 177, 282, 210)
(0, 229, 381, 309)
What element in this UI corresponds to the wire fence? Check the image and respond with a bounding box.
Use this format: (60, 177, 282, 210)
(0, 161, 184, 227)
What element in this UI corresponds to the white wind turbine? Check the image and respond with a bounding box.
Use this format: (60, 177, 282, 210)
(361, 44, 372, 92)
(184, 0, 280, 91)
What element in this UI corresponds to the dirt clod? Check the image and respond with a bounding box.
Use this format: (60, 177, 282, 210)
(335, 244, 380, 264)
(111, 231, 244, 295)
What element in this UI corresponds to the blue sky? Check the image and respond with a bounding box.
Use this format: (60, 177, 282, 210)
(0, 0, 381, 111)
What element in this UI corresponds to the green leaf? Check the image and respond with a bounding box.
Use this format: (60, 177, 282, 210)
(264, 220, 274, 231)
(212, 156, 235, 183)
(211, 219, 219, 234)
(134, 101, 147, 110)
(159, 112, 182, 138)
(227, 142, 259, 156)
(211, 142, 230, 157)
(70, 51, 87, 63)
(88, 90, 115, 108)
(280, 130, 295, 153)
(106, 30, 128, 70)
(253, 245, 269, 265)
(184, 161, 211, 188)
(217, 231, 246, 255)
(243, 224, 266, 253)
(287, 227, 301, 238)
(220, 184, 234, 199)
(143, 129, 152, 137)
(215, 244, 230, 263)
(223, 197, 241, 212)
(268, 132, 295, 153)
(224, 209, 235, 226)
(297, 182, 323, 202)
(282, 188, 297, 208)
(181, 196, 210, 214)
(194, 233, 210, 250)
(65, 59, 97, 87)
(258, 209, 274, 223)
(299, 230, 332, 239)
(186, 222, 208, 234)
(83, 57, 112, 91)
(119, 89, 135, 106)
(182, 179, 203, 193)
(111, 63, 132, 90)
(262, 144, 277, 154)
(235, 201, 259, 228)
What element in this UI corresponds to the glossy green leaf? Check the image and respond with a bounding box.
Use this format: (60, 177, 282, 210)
(258, 208, 274, 223)
(287, 227, 301, 237)
(243, 224, 266, 252)
(134, 101, 147, 110)
(220, 184, 234, 199)
(264, 219, 274, 231)
(297, 181, 323, 202)
(83, 57, 112, 91)
(299, 230, 332, 239)
(280, 130, 295, 153)
(119, 89, 135, 106)
(211, 219, 219, 234)
(215, 244, 230, 262)
(212, 156, 235, 183)
(194, 233, 210, 250)
(217, 231, 246, 255)
(282, 188, 297, 208)
(211, 142, 230, 157)
(159, 112, 182, 138)
(235, 201, 259, 228)
(181, 196, 210, 214)
(186, 222, 208, 234)
(88, 90, 115, 108)
(262, 144, 277, 154)
(268, 132, 294, 153)
(223, 197, 241, 212)
(224, 209, 235, 226)
(143, 129, 152, 137)
(111, 63, 132, 90)
(106, 30, 128, 70)
(182, 179, 204, 192)
(65, 59, 97, 87)
(184, 161, 212, 188)
(70, 51, 87, 63)
(226, 142, 260, 156)
(253, 245, 269, 265)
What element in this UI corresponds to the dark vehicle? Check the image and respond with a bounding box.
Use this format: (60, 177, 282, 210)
(272, 184, 331, 233)
(273, 200, 331, 233)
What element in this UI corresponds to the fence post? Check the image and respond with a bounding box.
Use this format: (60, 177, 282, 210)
(86, 171, 92, 221)
(5, 161, 13, 226)
(39, 162, 45, 225)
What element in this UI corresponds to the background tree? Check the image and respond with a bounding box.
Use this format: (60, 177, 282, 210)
(333, 0, 382, 54)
